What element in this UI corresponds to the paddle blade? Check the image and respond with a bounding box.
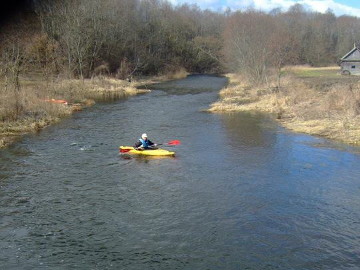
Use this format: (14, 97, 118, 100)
(167, 140, 181, 145)
(119, 148, 131, 153)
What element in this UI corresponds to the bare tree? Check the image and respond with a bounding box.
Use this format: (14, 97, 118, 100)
(223, 11, 276, 83)
(267, 23, 299, 88)
(0, 42, 26, 119)
(35, 0, 108, 78)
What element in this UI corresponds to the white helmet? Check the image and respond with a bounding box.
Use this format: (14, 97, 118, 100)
(141, 133, 148, 139)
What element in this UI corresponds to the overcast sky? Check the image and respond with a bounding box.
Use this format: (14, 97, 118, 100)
(168, 0, 360, 17)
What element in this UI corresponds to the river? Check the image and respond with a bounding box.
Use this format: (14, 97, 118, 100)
(0, 75, 359, 269)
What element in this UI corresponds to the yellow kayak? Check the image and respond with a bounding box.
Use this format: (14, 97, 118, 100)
(119, 146, 175, 156)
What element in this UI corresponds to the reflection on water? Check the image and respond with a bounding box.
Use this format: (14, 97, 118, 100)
(219, 112, 278, 148)
(0, 75, 359, 269)
(145, 74, 228, 95)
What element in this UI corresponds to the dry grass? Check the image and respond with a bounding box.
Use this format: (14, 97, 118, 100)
(163, 67, 189, 80)
(131, 68, 189, 88)
(209, 67, 360, 145)
(284, 65, 340, 76)
(46, 77, 149, 101)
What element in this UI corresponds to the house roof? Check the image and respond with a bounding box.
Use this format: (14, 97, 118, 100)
(341, 45, 360, 61)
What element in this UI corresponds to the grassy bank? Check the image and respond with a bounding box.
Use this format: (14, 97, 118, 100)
(0, 76, 156, 148)
(208, 67, 360, 145)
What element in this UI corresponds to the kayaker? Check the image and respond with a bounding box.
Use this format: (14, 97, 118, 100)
(134, 133, 157, 149)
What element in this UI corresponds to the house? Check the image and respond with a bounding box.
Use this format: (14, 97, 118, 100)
(340, 44, 360, 75)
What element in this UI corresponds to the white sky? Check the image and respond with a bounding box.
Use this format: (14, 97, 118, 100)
(168, 0, 360, 17)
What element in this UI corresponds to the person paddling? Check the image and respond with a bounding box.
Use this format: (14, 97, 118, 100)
(134, 133, 157, 150)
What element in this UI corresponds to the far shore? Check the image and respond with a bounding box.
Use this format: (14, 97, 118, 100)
(208, 67, 360, 145)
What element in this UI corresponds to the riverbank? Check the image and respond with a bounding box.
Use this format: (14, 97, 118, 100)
(0, 74, 176, 149)
(208, 67, 360, 145)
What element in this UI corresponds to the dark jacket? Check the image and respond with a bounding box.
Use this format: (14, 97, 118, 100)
(134, 139, 155, 149)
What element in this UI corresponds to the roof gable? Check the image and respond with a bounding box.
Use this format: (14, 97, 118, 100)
(341, 46, 360, 61)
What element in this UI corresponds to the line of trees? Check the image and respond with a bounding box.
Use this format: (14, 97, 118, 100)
(224, 5, 360, 83)
(32, 0, 224, 79)
(2, 1, 360, 83)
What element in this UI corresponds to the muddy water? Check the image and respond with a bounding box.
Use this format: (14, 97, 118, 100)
(0, 75, 359, 269)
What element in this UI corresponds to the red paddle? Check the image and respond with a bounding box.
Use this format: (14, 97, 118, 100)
(159, 140, 181, 146)
(119, 148, 132, 153)
(119, 140, 181, 153)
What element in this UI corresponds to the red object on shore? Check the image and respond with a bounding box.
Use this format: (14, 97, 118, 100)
(44, 99, 68, 105)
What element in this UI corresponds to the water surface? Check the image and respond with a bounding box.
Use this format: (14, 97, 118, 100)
(0, 75, 359, 269)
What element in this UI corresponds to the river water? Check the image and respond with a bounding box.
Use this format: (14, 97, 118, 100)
(0, 75, 359, 269)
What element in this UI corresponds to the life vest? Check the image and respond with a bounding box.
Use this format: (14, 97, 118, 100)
(139, 138, 150, 148)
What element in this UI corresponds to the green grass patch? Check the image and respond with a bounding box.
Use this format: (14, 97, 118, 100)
(287, 67, 340, 78)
